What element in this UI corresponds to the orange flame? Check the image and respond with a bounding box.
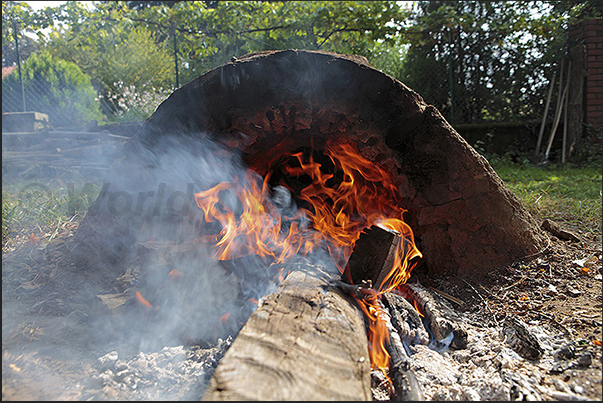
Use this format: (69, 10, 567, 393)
(135, 291, 153, 309)
(194, 139, 422, 377)
(168, 269, 184, 281)
(219, 312, 231, 324)
(413, 299, 425, 317)
(356, 294, 391, 376)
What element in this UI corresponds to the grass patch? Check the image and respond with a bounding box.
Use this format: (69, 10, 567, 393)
(2, 179, 101, 250)
(490, 160, 602, 239)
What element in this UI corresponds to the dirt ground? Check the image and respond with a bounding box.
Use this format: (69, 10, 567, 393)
(2, 211, 602, 400)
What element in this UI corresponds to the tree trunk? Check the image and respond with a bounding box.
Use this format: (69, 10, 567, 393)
(202, 265, 373, 401)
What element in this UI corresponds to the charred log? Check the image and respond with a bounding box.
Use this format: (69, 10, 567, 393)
(344, 225, 401, 287)
(381, 299, 425, 401)
(381, 292, 429, 347)
(397, 283, 469, 350)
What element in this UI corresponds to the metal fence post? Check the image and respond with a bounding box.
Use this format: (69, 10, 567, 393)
(13, 16, 27, 112)
(173, 24, 179, 88)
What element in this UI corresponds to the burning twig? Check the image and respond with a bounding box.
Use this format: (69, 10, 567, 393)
(426, 285, 464, 307)
(330, 278, 378, 300)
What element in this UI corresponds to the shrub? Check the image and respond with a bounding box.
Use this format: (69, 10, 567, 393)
(2, 50, 102, 128)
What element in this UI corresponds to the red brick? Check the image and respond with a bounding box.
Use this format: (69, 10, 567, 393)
(584, 24, 603, 31)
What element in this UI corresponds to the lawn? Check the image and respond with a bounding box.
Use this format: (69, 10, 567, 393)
(490, 160, 602, 240)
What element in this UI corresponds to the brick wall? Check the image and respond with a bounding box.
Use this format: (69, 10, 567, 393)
(569, 18, 603, 132)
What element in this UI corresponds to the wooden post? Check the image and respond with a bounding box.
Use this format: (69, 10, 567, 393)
(535, 71, 556, 158)
(562, 61, 572, 163)
(202, 265, 373, 401)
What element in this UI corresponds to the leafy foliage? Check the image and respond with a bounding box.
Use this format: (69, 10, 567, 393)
(44, 20, 175, 116)
(2, 1, 50, 66)
(400, 1, 574, 124)
(2, 50, 103, 128)
(3, 0, 600, 154)
(113, 1, 411, 84)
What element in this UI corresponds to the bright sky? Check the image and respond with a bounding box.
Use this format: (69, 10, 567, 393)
(27, 1, 69, 10)
(28, 1, 415, 12)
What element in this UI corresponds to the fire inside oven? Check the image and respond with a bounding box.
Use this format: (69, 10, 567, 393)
(191, 138, 422, 378)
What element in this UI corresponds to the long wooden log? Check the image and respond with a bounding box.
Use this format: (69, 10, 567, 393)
(202, 262, 372, 401)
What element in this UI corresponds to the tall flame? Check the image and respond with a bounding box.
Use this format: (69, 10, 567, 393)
(194, 139, 422, 377)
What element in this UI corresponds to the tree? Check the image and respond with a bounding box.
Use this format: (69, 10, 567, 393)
(39, 2, 174, 120)
(2, 1, 47, 67)
(31, 1, 410, 120)
(105, 1, 410, 84)
(2, 50, 103, 128)
(399, 1, 572, 125)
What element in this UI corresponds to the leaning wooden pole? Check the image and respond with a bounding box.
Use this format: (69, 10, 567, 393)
(545, 60, 570, 161)
(202, 264, 372, 401)
(562, 61, 572, 164)
(535, 70, 556, 158)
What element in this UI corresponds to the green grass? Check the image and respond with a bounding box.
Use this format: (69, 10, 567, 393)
(2, 179, 101, 250)
(490, 159, 602, 239)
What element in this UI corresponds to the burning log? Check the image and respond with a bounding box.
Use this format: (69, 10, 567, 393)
(397, 283, 469, 350)
(202, 263, 373, 401)
(344, 224, 402, 288)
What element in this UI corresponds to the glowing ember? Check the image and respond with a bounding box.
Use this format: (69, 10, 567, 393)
(193, 139, 422, 379)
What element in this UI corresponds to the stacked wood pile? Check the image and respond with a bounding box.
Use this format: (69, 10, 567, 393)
(2, 129, 131, 180)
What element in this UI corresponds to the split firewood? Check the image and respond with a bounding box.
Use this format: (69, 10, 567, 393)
(202, 261, 372, 401)
(344, 224, 400, 287)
